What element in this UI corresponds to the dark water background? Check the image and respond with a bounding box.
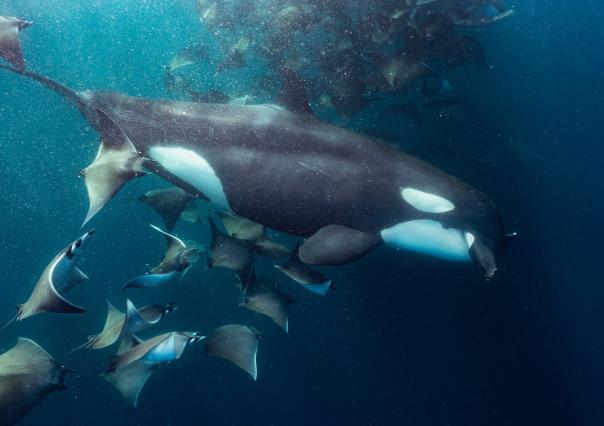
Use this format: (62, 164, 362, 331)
(1, 1, 603, 425)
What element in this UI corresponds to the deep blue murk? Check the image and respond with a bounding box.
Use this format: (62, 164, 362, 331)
(1, 1, 603, 425)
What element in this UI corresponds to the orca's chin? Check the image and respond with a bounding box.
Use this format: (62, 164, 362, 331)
(380, 219, 473, 262)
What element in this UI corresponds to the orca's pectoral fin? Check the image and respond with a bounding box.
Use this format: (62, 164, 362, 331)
(465, 233, 497, 280)
(80, 109, 145, 226)
(299, 225, 382, 266)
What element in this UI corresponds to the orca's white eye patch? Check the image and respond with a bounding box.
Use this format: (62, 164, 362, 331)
(401, 187, 455, 213)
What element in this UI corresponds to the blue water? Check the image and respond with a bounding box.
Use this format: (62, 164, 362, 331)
(1, 1, 603, 425)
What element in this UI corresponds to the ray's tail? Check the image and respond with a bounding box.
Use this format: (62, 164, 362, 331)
(75, 367, 107, 388)
(0, 313, 18, 334)
(60, 340, 91, 358)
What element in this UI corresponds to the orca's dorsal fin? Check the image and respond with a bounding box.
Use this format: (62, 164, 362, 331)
(276, 68, 315, 117)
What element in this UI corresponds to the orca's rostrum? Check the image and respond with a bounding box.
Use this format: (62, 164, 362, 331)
(0, 29, 511, 279)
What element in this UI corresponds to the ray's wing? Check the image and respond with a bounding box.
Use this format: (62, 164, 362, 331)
(61, 267, 89, 294)
(254, 232, 290, 260)
(217, 212, 264, 241)
(104, 361, 156, 408)
(88, 301, 126, 349)
(0, 338, 67, 425)
(243, 282, 294, 333)
(275, 243, 332, 296)
(117, 335, 143, 356)
(208, 221, 255, 277)
(120, 299, 156, 337)
(0, 16, 32, 71)
(0, 338, 55, 375)
(123, 271, 180, 290)
(204, 325, 261, 380)
(136, 304, 168, 325)
(81, 110, 144, 226)
(107, 333, 171, 372)
(179, 201, 202, 224)
(139, 188, 193, 232)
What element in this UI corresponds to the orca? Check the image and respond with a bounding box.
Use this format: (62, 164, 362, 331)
(1, 57, 509, 279)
